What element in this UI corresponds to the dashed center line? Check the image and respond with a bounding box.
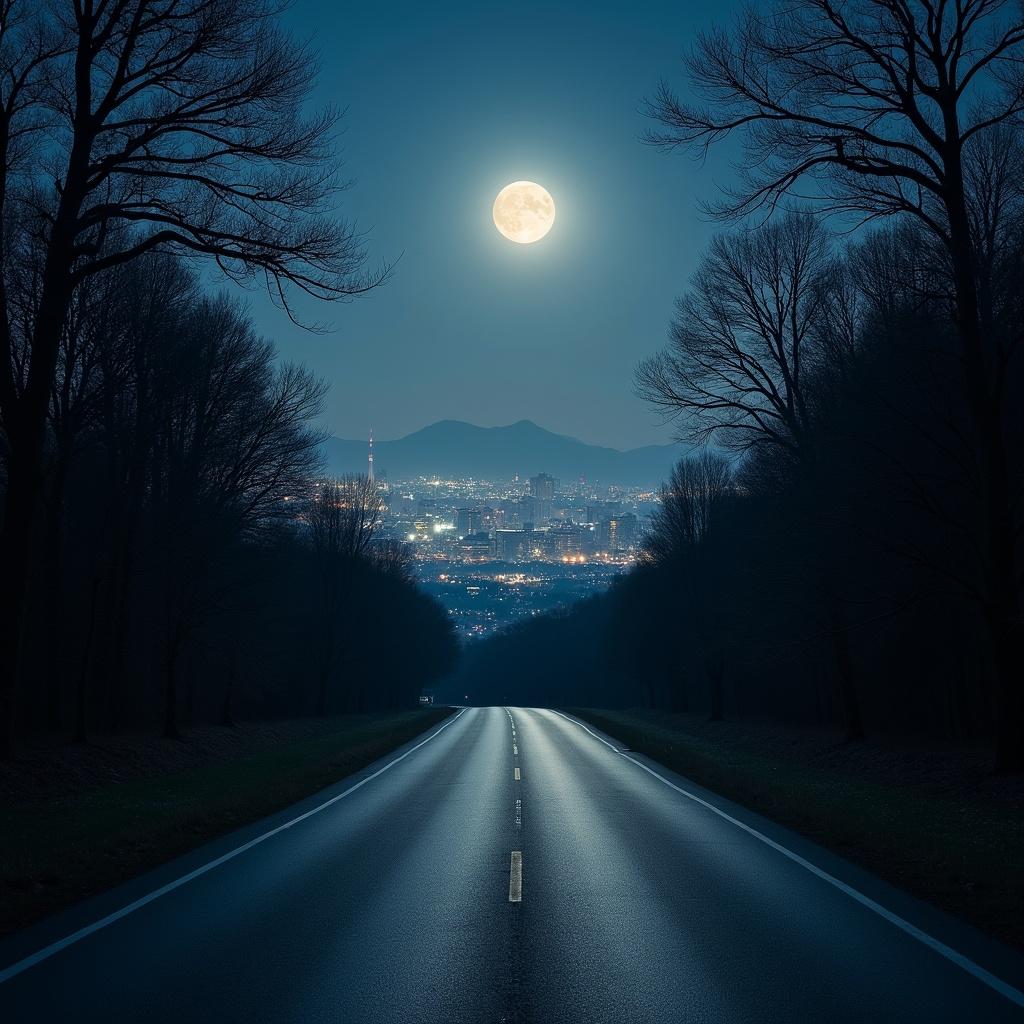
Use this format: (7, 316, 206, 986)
(506, 709, 524, 903)
(509, 851, 522, 903)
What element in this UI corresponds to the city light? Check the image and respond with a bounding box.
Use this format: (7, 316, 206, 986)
(374, 473, 653, 640)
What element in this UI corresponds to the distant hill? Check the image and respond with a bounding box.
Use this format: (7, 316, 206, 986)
(324, 420, 683, 488)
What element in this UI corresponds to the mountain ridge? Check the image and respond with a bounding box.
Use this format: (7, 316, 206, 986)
(324, 419, 682, 487)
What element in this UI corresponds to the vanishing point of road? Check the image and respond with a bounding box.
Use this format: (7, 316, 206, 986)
(1, 707, 1023, 1022)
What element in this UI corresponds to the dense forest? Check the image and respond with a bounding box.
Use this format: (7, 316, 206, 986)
(0, 0, 456, 752)
(5, 253, 456, 742)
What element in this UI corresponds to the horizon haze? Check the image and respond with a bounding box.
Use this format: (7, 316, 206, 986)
(325, 418, 684, 487)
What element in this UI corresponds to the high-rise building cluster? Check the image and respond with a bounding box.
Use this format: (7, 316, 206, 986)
(374, 471, 658, 640)
(381, 471, 650, 565)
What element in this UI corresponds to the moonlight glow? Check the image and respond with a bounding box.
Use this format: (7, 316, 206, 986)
(492, 181, 555, 244)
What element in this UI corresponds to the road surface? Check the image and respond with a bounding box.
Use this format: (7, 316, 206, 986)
(1, 706, 1022, 1022)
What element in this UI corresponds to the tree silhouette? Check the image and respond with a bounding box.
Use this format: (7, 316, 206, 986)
(307, 475, 386, 715)
(647, 0, 1024, 769)
(0, 0, 385, 755)
(637, 212, 831, 464)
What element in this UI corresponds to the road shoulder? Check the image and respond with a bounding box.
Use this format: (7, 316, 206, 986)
(567, 708, 1023, 954)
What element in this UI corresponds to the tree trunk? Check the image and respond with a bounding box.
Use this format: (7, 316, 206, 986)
(708, 655, 724, 722)
(185, 673, 194, 729)
(0, 270, 75, 757)
(220, 660, 236, 728)
(103, 541, 135, 731)
(162, 636, 182, 740)
(74, 577, 103, 744)
(670, 675, 689, 713)
(42, 449, 71, 733)
(316, 622, 333, 717)
(978, 425, 1022, 773)
(0, 425, 44, 758)
(944, 176, 1023, 773)
(837, 656, 865, 743)
(992, 618, 1024, 773)
(827, 597, 864, 743)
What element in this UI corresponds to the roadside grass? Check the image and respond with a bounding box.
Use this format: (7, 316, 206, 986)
(0, 708, 451, 937)
(568, 708, 1023, 950)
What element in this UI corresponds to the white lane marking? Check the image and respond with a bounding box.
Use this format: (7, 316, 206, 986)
(509, 851, 523, 902)
(548, 710, 1024, 1010)
(506, 708, 519, 756)
(515, 798, 522, 831)
(514, 767, 521, 781)
(0, 709, 469, 986)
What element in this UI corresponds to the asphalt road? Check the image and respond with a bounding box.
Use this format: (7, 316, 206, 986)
(1, 706, 1022, 1022)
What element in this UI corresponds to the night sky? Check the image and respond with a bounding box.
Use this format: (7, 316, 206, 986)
(252, 0, 738, 450)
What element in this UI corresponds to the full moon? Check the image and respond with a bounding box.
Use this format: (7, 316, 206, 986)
(492, 181, 556, 244)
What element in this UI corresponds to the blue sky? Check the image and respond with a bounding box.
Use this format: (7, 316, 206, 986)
(251, 0, 739, 450)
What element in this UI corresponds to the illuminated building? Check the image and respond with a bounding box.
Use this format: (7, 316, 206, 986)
(518, 494, 536, 527)
(547, 523, 587, 557)
(600, 513, 638, 552)
(529, 472, 557, 524)
(456, 531, 495, 560)
(455, 506, 483, 537)
(496, 529, 534, 562)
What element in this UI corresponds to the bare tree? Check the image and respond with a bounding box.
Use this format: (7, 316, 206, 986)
(0, 0, 385, 754)
(369, 538, 416, 585)
(638, 212, 831, 465)
(307, 474, 386, 715)
(639, 214, 874, 738)
(644, 452, 733, 720)
(88, 255, 200, 730)
(647, 0, 1024, 768)
(151, 293, 326, 738)
(309, 475, 386, 562)
(646, 451, 733, 562)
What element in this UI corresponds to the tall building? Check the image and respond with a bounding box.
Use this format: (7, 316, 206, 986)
(530, 472, 556, 501)
(495, 529, 527, 562)
(600, 513, 638, 552)
(529, 473, 556, 524)
(367, 428, 374, 484)
(455, 506, 483, 537)
(587, 500, 622, 524)
(495, 528, 543, 562)
(517, 494, 537, 528)
(547, 523, 587, 557)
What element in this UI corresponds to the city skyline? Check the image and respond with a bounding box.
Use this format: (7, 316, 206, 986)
(372, 466, 651, 642)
